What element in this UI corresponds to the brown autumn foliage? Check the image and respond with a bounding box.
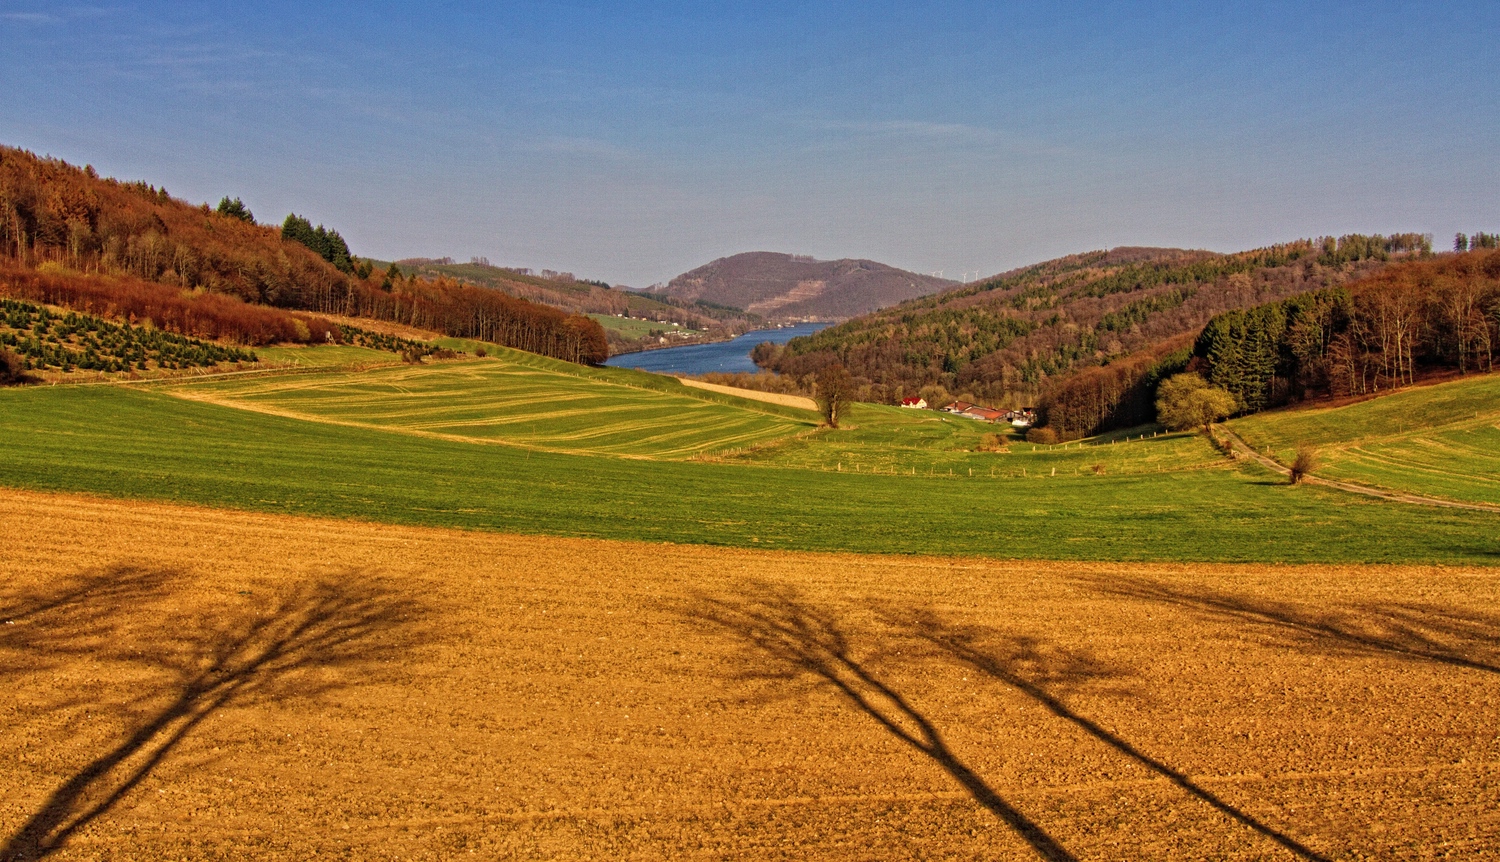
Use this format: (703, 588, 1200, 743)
(0, 146, 608, 362)
(1290, 444, 1319, 485)
(1038, 248, 1500, 438)
(765, 241, 1418, 409)
(0, 262, 338, 345)
(1038, 335, 1194, 439)
(0, 345, 26, 384)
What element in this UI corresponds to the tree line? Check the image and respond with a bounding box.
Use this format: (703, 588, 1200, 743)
(346, 272, 608, 364)
(0, 262, 338, 345)
(1195, 247, 1500, 408)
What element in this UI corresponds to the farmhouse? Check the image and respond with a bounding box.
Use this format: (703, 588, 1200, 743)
(1006, 408, 1036, 427)
(961, 405, 1005, 422)
(940, 400, 1008, 422)
(900, 396, 927, 409)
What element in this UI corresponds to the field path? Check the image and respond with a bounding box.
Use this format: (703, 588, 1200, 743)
(4, 489, 1499, 859)
(675, 376, 819, 411)
(1217, 425, 1500, 512)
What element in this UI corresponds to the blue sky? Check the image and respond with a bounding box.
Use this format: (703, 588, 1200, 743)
(3, 1, 1497, 286)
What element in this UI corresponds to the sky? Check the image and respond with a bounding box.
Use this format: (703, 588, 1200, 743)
(3, 1, 1497, 287)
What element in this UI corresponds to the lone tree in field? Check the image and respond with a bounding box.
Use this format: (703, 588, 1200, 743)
(1289, 443, 1320, 484)
(1156, 373, 1237, 433)
(815, 363, 855, 428)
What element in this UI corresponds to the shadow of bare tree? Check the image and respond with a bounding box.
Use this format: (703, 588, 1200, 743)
(883, 606, 1333, 862)
(0, 566, 426, 861)
(1087, 575, 1500, 677)
(0, 565, 177, 684)
(684, 583, 1077, 861)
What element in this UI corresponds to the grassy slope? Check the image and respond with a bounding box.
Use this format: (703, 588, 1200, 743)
(166, 354, 814, 459)
(588, 313, 688, 339)
(1231, 374, 1500, 506)
(255, 345, 397, 367)
(1, 380, 1496, 563)
(736, 403, 1220, 477)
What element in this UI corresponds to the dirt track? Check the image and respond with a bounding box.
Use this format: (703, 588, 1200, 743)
(1217, 425, 1500, 513)
(674, 377, 819, 411)
(2, 489, 1498, 860)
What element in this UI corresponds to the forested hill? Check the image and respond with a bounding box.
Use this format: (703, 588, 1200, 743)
(0, 146, 607, 363)
(388, 257, 743, 332)
(758, 238, 1429, 407)
(1038, 245, 1500, 438)
(653, 252, 958, 321)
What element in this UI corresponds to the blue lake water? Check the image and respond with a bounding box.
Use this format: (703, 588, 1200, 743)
(602, 322, 833, 375)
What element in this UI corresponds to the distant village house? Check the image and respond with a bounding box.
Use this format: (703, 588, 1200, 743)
(939, 400, 1034, 425)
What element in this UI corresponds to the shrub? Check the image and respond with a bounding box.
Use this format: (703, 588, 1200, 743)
(0, 347, 28, 385)
(474, 346, 487, 357)
(1290, 444, 1320, 484)
(977, 432, 1008, 452)
(1026, 426, 1058, 445)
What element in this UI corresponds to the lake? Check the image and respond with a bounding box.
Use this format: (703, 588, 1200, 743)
(603, 322, 833, 376)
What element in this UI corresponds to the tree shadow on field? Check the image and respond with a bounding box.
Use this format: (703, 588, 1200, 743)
(0, 565, 427, 862)
(882, 606, 1333, 862)
(683, 583, 1079, 861)
(1087, 575, 1500, 677)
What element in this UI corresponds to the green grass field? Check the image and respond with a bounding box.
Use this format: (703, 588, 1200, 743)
(1231, 374, 1500, 506)
(255, 344, 399, 367)
(162, 350, 816, 459)
(588, 313, 689, 339)
(2, 369, 1497, 562)
(736, 404, 1221, 477)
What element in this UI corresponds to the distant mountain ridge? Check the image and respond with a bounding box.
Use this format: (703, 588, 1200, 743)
(653, 252, 958, 321)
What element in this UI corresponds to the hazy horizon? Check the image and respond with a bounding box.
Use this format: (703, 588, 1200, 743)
(4, 1, 1496, 287)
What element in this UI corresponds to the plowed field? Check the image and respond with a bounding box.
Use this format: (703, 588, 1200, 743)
(3, 489, 1498, 860)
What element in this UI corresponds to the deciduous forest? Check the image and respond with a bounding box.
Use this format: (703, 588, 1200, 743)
(0, 147, 607, 363)
(1039, 248, 1500, 437)
(760, 238, 1428, 410)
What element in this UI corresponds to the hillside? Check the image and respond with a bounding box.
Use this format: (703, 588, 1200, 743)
(652, 252, 958, 321)
(1230, 372, 1500, 507)
(168, 345, 817, 460)
(760, 238, 1429, 408)
(3, 345, 1496, 561)
(1037, 246, 1500, 438)
(387, 257, 750, 353)
(0, 146, 607, 364)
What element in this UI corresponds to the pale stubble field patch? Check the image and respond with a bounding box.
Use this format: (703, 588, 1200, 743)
(2, 489, 1498, 860)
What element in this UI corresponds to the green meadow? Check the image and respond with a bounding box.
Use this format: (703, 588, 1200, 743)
(1231, 373, 1500, 506)
(588, 312, 690, 339)
(736, 403, 1222, 477)
(1, 347, 1497, 563)
(165, 353, 814, 459)
(254, 344, 397, 368)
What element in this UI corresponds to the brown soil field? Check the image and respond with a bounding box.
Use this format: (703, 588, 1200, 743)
(2, 489, 1498, 860)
